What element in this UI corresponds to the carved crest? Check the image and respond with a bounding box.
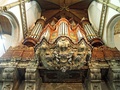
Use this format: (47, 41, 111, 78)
(35, 36, 91, 72)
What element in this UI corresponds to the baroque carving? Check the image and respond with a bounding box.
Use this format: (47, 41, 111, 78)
(25, 68, 36, 90)
(35, 36, 91, 72)
(90, 69, 101, 80)
(25, 83, 34, 90)
(2, 83, 13, 90)
(87, 69, 102, 90)
(25, 68, 36, 81)
(25, 68, 41, 90)
(107, 68, 120, 90)
(2, 68, 17, 90)
(2, 68, 15, 81)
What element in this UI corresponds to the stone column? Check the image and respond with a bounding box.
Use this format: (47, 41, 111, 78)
(107, 59, 120, 90)
(86, 68, 102, 90)
(24, 58, 41, 90)
(23, 16, 46, 47)
(107, 68, 120, 90)
(81, 17, 103, 47)
(2, 68, 19, 90)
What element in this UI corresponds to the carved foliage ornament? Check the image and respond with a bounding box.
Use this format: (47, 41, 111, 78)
(35, 36, 91, 72)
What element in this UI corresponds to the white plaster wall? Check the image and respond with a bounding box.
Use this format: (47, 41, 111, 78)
(0, 34, 12, 56)
(0, 35, 6, 57)
(88, 1, 102, 31)
(103, 1, 120, 46)
(9, 5, 22, 43)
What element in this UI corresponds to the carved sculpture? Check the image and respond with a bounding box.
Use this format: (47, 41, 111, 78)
(35, 36, 91, 72)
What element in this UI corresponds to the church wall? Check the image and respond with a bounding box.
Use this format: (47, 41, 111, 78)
(88, 1, 102, 31)
(0, 34, 12, 56)
(0, 0, 41, 56)
(103, 0, 120, 47)
(0, 12, 19, 57)
(8, 0, 41, 42)
(88, 0, 120, 48)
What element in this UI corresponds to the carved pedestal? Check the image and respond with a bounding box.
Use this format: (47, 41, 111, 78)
(24, 68, 41, 90)
(21, 54, 41, 90)
(87, 69, 102, 90)
(2, 68, 18, 90)
(107, 68, 120, 90)
(107, 59, 120, 90)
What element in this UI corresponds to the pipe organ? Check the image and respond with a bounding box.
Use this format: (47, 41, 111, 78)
(0, 17, 120, 90)
(40, 18, 85, 43)
(81, 17, 103, 47)
(23, 16, 46, 47)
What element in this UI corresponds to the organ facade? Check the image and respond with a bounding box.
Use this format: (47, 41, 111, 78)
(0, 0, 120, 90)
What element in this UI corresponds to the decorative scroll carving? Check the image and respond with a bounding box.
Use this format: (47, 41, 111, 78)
(86, 69, 102, 90)
(25, 83, 34, 90)
(107, 68, 120, 90)
(24, 55, 40, 90)
(25, 68, 36, 90)
(36, 36, 91, 72)
(2, 83, 13, 90)
(2, 68, 18, 90)
(90, 69, 101, 80)
(25, 69, 36, 81)
(2, 68, 15, 81)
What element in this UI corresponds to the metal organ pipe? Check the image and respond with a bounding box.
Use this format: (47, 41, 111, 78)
(86, 24, 95, 39)
(81, 17, 103, 47)
(58, 22, 68, 36)
(62, 23, 64, 35)
(36, 24, 42, 39)
(84, 25, 91, 40)
(30, 23, 39, 38)
(23, 17, 45, 47)
(65, 23, 68, 35)
(59, 23, 62, 36)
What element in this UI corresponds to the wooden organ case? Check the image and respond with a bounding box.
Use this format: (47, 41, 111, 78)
(0, 17, 120, 90)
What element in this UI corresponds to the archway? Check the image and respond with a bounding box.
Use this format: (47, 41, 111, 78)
(106, 14, 120, 49)
(114, 19, 120, 50)
(0, 11, 20, 56)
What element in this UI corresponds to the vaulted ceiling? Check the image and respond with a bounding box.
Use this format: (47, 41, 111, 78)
(35, 0, 93, 23)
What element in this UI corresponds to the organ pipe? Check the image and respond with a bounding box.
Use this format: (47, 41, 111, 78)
(81, 17, 103, 47)
(23, 16, 46, 47)
(58, 22, 68, 36)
